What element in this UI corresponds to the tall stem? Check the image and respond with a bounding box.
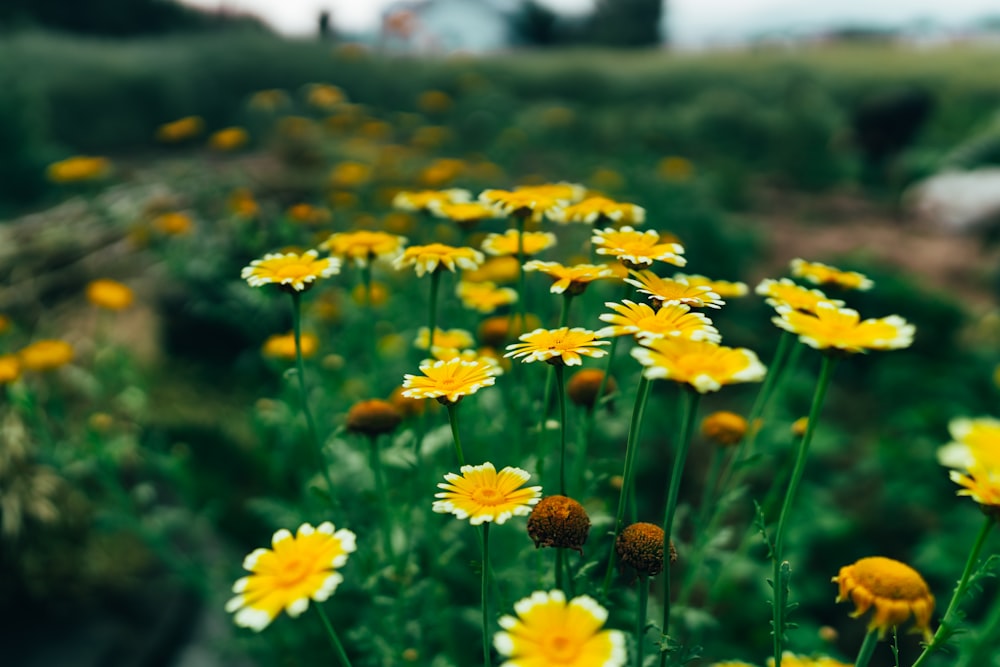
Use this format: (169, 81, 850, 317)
(482, 522, 492, 667)
(535, 294, 576, 444)
(637, 574, 650, 667)
(446, 402, 467, 467)
(853, 630, 879, 667)
(315, 603, 353, 667)
(362, 261, 377, 381)
(369, 435, 395, 563)
(427, 268, 442, 356)
(555, 363, 568, 495)
(593, 282, 632, 414)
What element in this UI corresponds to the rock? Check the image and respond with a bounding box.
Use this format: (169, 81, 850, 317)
(905, 168, 1000, 234)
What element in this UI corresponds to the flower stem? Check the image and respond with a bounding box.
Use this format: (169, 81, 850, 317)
(555, 546, 565, 591)
(534, 293, 576, 444)
(593, 282, 632, 414)
(446, 402, 467, 467)
(515, 216, 527, 335)
(602, 375, 652, 598)
(482, 522, 492, 667)
(637, 574, 650, 667)
(368, 434, 396, 563)
(315, 603, 353, 667)
(854, 630, 879, 667)
(362, 261, 377, 381)
(427, 268, 442, 357)
(910, 514, 996, 667)
(770, 353, 837, 667)
(658, 388, 700, 667)
(555, 363, 568, 496)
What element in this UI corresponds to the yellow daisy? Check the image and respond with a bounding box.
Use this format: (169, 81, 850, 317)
(320, 230, 407, 267)
(456, 281, 518, 313)
(393, 243, 484, 277)
(402, 357, 498, 404)
(262, 332, 319, 360)
(675, 273, 749, 298)
(790, 258, 873, 291)
(18, 340, 75, 372)
(155, 115, 204, 143)
(756, 278, 844, 313)
(86, 279, 134, 311)
(479, 188, 565, 222)
(592, 226, 686, 269)
(505, 327, 610, 366)
(767, 655, 852, 667)
(431, 201, 499, 226)
(597, 300, 720, 342)
(938, 416, 1000, 508)
(523, 261, 614, 295)
(47, 156, 111, 183)
(465, 256, 522, 284)
(480, 229, 557, 257)
(550, 196, 646, 226)
(833, 556, 935, 640)
(433, 462, 541, 525)
(430, 347, 505, 375)
(0, 355, 21, 384)
(631, 338, 767, 393)
(626, 270, 724, 309)
(208, 127, 249, 152)
(494, 590, 626, 667)
(225, 522, 356, 631)
(414, 327, 475, 352)
(241, 250, 341, 292)
(393, 188, 471, 212)
(772, 302, 914, 353)
(516, 182, 587, 203)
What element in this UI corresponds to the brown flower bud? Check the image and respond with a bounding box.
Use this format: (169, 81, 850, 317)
(700, 411, 747, 446)
(346, 399, 402, 436)
(526, 495, 591, 554)
(566, 369, 617, 411)
(616, 522, 676, 578)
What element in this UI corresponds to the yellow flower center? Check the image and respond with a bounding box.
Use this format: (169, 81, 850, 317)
(276, 555, 312, 587)
(472, 487, 502, 504)
(542, 634, 579, 662)
(851, 557, 928, 600)
(275, 264, 312, 279)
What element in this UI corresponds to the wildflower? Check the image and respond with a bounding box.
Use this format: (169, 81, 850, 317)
(433, 462, 541, 524)
(494, 590, 626, 667)
(772, 303, 914, 353)
(833, 556, 934, 640)
(567, 369, 616, 410)
(225, 522, 356, 631)
(616, 522, 674, 577)
(420, 158, 467, 187)
(676, 273, 749, 298)
(592, 226, 686, 269)
(208, 127, 249, 152)
(505, 328, 610, 367)
(479, 188, 565, 222)
(262, 332, 318, 360)
(701, 411, 748, 446)
(46, 156, 110, 183)
(431, 201, 498, 227)
(228, 189, 259, 218)
(526, 495, 591, 553)
(414, 327, 475, 352)
(791, 259, 873, 291)
(429, 347, 505, 375)
(480, 229, 557, 257)
(393, 189, 471, 212)
(626, 270, 724, 309)
(551, 196, 646, 226)
(286, 203, 332, 225)
(632, 338, 767, 394)
(155, 116, 204, 143)
(306, 83, 345, 110)
(456, 281, 518, 313)
(523, 261, 614, 296)
(938, 416, 1000, 509)
(756, 278, 844, 313)
(516, 182, 586, 203)
(0, 355, 20, 384)
(345, 399, 403, 437)
(329, 161, 372, 189)
(242, 250, 340, 293)
(321, 230, 407, 267)
(767, 655, 852, 667)
(86, 279, 134, 311)
(19, 340, 74, 372)
(791, 417, 809, 437)
(389, 386, 430, 418)
(152, 211, 194, 235)
(402, 357, 497, 404)
(597, 300, 720, 342)
(393, 243, 484, 277)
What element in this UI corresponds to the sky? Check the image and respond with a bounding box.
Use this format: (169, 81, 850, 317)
(184, 0, 1000, 45)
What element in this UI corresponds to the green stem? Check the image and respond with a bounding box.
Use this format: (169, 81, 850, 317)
(556, 547, 565, 591)
(535, 295, 575, 447)
(369, 435, 396, 563)
(770, 353, 837, 667)
(658, 389, 700, 667)
(602, 376, 652, 598)
(954, 564, 1000, 667)
(555, 363, 568, 496)
(854, 630, 880, 667)
(482, 522, 492, 667)
(427, 268, 442, 356)
(445, 402, 467, 467)
(593, 282, 632, 414)
(362, 261, 377, 380)
(911, 514, 996, 667)
(677, 446, 729, 607)
(637, 574, 650, 667)
(515, 216, 527, 335)
(315, 603, 353, 667)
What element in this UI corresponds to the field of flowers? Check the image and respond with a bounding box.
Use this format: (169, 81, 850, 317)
(2, 33, 999, 667)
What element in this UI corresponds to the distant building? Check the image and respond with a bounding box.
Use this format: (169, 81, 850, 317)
(380, 0, 516, 54)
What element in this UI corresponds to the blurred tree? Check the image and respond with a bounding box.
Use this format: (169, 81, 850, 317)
(588, 0, 663, 47)
(510, 0, 559, 47)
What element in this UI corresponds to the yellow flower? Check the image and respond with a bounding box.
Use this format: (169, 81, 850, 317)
(47, 156, 111, 183)
(86, 279, 134, 311)
(626, 270, 724, 309)
(228, 189, 259, 218)
(433, 462, 541, 525)
(505, 327, 610, 367)
(402, 357, 498, 404)
(415, 327, 475, 352)
(351, 281, 389, 307)
(466, 256, 521, 284)
(772, 302, 914, 353)
(0, 355, 20, 384)
(516, 182, 586, 203)
(225, 522, 356, 631)
(631, 339, 766, 393)
(675, 273, 749, 298)
(756, 278, 843, 313)
(791, 258, 873, 291)
(429, 347, 505, 375)
(494, 590, 626, 667)
(481, 229, 557, 258)
(286, 203, 332, 225)
(393, 188, 471, 212)
(241, 250, 341, 292)
(833, 556, 934, 640)
(701, 411, 748, 446)
(456, 281, 518, 313)
(420, 158, 467, 187)
(345, 399, 403, 437)
(938, 416, 1000, 508)
(208, 127, 249, 152)
(321, 230, 407, 267)
(152, 211, 194, 236)
(766, 655, 852, 667)
(329, 161, 372, 189)
(306, 83, 346, 110)
(155, 116, 204, 143)
(393, 243, 484, 277)
(431, 201, 498, 226)
(597, 300, 720, 342)
(523, 261, 614, 295)
(551, 196, 646, 226)
(479, 188, 566, 222)
(658, 156, 694, 181)
(592, 226, 686, 269)
(262, 332, 319, 360)
(711, 662, 758, 667)
(18, 340, 75, 372)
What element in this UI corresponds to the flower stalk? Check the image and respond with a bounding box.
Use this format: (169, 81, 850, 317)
(316, 604, 354, 667)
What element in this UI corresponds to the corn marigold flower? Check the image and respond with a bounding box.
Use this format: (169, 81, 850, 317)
(772, 303, 914, 353)
(225, 522, 356, 632)
(47, 156, 111, 183)
(320, 230, 407, 267)
(494, 590, 626, 667)
(456, 281, 518, 313)
(523, 261, 614, 296)
(833, 556, 934, 640)
(791, 417, 809, 437)
(597, 300, 720, 342)
(701, 411, 748, 446)
(286, 203, 332, 225)
(505, 327, 610, 367)
(766, 655, 852, 667)
(791, 258, 873, 291)
(393, 188, 471, 212)
(208, 127, 249, 152)
(152, 211, 194, 236)
(627, 270, 724, 309)
(155, 115, 204, 143)
(676, 274, 749, 299)
(433, 462, 541, 525)
(515, 182, 587, 204)
(242, 250, 340, 293)
(756, 278, 844, 313)
(393, 243, 484, 277)
(402, 357, 497, 404)
(939, 416, 1000, 509)
(414, 327, 475, 352)
(329, 161, 372, 189)
(479, 188, 565, 222)
(0, 355, 20, 384)
(526, 495, 591, 553)
(632, 338, 767, 394)
(19, 340, 74, 372)
(616, 522, 675, 577)
(86, 279, 134, 311)
(567, 368, 616, 410)
(592, 226, 686, 269)
(550, 196, 646, 226)
(345, 399, 403, 436)
(262, 332, 319, 360)
(429, 347, 505, 374)
(430, 201, 498, 227)
(228, 189, 259, 218)
(480, 229, 557, 257)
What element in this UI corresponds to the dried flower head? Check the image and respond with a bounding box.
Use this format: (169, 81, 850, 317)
(346, 399, 403, 437)
(616, 522, 674, 577)
(526, 495, 591, 553)
(701, 411, 748, 446)
(566, 368, 616, 410)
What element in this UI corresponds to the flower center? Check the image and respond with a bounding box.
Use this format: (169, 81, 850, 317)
(542, 634, 579, 662)
(276, 555, 312, 587)
(275, 264, 312, 279)
(472, 487, 502, 505)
